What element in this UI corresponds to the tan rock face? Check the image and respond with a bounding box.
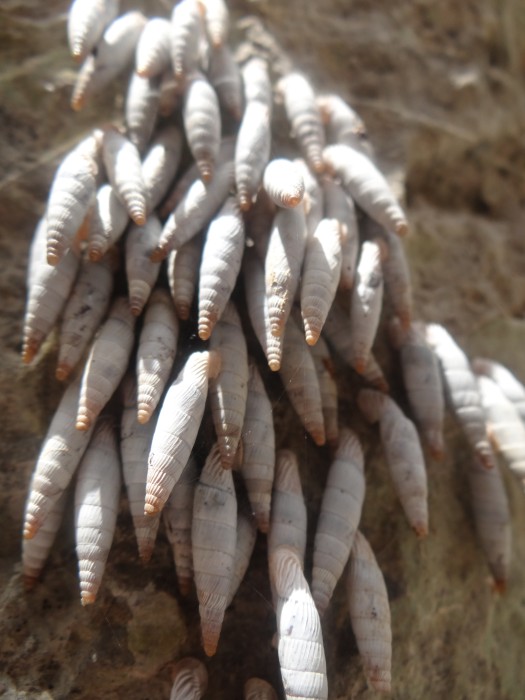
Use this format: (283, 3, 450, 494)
(2, 1, 525, 699)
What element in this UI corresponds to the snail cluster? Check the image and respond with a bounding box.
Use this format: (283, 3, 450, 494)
(19, 0, 525, 698)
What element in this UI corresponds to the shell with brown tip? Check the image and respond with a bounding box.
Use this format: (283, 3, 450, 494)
(263, 159, 305, 210)
(74, 419, 121, 606)
(67, 0, 119, 62)
(102, 128, 147, 226)
(192, 443, 237, 656)
(135, 17, 171, 78)
(183, 72, 221, 182)
(346, 530, 392, 693)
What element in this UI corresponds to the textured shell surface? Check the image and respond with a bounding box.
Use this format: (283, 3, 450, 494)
(358, 389, 428, 537)
(183, 72, 221, 182)
(167, 234, 203, 320)
(121, 374, 160, 563)
(473, 357, 525, 424)
(71, 11, 147, 111)
(171, 0, 204, 79)
(244, 677, 279, 700)
(198, 196, 245, 340)
(310, 335, 339, 446)
(142, 124, 184, 214)
(153, 160, 235, 261)
(125, 71, 161, 154)
(201, 0, 229, 47)
(74, 419, 121, 605)
(278, 315, 326, 446)
(347, 530, 392, 694)
(23, 376, 95, 541)
(268, 450, 307, 565)
(163, 456, 198, 596)
(311, 428, 365, 614)
(242, 57, 272, 108)
(125, 215, 163, 316)
(23, 217, 81, 364)
(76, 296, 136, 431)
(56, 251, 114, 381)
(467, 456, 512, 590)
(277, 72, 325, 174)
(207, 44, 243, 120)
(425, 323, 497, 470)
(102, 128, 147, 225)
(323, 178, 359, 290)
(263, 158, 305, 210)
(67, 0, 120, 62)
(240, 361, 276, 533)
(235, 100, 271, 211)
(136, 288, 179, 424)
(146, 351, 217, 515)
(170, 657, 208, 700)
(192, 443, 237, 656)
(45, 140, 98, 266)
(87, 183, 129, 262)
(323, 143, 408, 235)
(208, 302, 249, 468)
(135, 17, 172, 78)
(265, 204, 307, 338)
(271, 546, 328, 700)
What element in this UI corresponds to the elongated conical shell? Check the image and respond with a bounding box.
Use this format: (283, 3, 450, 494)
(358, 389, 428, 537)
(312, 429, 365, 614)
(170, 0, 203, 79)
(102, 128, 147, 225)
(301, 218, 342, 345)
(268, 450, 307, 566)
(125, 215, 162, 316)
(67, 0, 119, 62)
(235, 100, 271, 210)
(346, 530, 392, 693)
(45, 136, 98, 265)
(243, 248, 283, 371)
(136, 289, 179, 423)
(324, 143, 408, 235)
(121, 375, 159, 563)
(22, 489, 68, 589)
(279, 316, 326, 446)
(135, 17, 171, 78)
(152, 161, 235, 261)
(467, 456, 511, 591)
(170, 657, 208, 700)
(389, 318, 444, 459)
(192, 443, 237, 656)
(240, 362, 275, 533)
(270, 546, 328, 700)
(208, 44, 243, 120)
(183, 72, 221, 182)
(167, 234, 203, 320)
(146, 350, 220, 514)
(56, 252, 114, 381)
(265, 205, 307, 338)
(76, 297, 136, 431)
(201, 0, 229, 47)
(323, 178, 359, 290)
(348, 240, 384, 374)
(142, 125, 183, 214)
(23, 218, 81, 364)
(226, 507, 257, 607)
(198, 196, 245, 340)
(23, 377, 95, 540)
(277, 72, 325, 174)
(74, 419, 121, 605)
(310, 336, 339, 446)
(163, 456, 198, 596)
(209, 303, 248, 467)
(87, 183, 129, 262)
(317, 94, 370, 155)
(125, 72, 160, 154)
(425, 323, 497, 470)
(382, 228, 413, 329)
(71, 12, 147, 111)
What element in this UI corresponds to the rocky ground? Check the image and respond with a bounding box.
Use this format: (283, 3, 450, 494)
(1, 0, 525, 698)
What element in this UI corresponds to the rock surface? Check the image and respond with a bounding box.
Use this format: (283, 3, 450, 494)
(1, 0, 525, 699)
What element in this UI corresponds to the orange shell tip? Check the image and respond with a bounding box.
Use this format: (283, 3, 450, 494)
(81, 592, 96, 606)
(312, 432, 326, 447)
(144, 502, 159, 516)
(396, 221, 408, 237)
(414, 523, 429, 539)
(75, 418, 91, 431)
(268, 359, 280, 372)
(131, 212, 146, 226)
(150, 247, 166, 263)
(198, 326, 211, 341)
(492, 579, 507, 595)
(46, 251, 60, 266)
(354, 359, 367, 374)
(176, 306, 190, 320)
(137, 409, 150, 424)
(23, 575, 38, 591)
(55, 365, 70, 381)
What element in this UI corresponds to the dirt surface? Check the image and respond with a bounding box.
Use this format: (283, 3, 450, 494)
(1, 1, 525, 699)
